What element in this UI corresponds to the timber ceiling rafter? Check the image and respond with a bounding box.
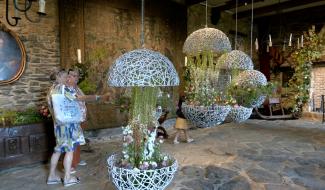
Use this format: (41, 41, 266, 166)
(235, 0, 325, 19)
(176, 0, 325, 21)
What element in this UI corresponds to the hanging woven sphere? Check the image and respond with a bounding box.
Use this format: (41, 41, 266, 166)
(182, 103, 231, 128)
(217, 50, 254, 70)
(227, 106, 253, 123)
(234, 70, 267, 87)
(232, 70, 268, 108)
(107, 49, 180, 87)
(183, 28, 232, 55)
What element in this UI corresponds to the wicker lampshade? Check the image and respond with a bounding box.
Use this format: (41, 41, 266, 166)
(107, 48, 179, 87)
(183, 27, 231, 55)
(217, 50, 254, 70)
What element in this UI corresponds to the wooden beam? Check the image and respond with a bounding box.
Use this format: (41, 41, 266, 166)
(215, 0, 264, 11)
(236, 0, 324, 19)
(185, 0, 205, 6)
(255, 4, 325, 25)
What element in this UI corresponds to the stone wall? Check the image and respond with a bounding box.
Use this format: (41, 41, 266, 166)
(0, 0, 186, 113)
(0, 1, 60, 109)
(310, 66, 325, 111)
(83, 0, 186, 95)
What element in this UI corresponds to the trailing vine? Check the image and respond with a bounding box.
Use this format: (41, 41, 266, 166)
(288, 26, 324, 113)
(184, 51, 228, 106)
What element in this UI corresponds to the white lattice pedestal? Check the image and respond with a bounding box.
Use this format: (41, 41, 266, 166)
(107, 154, 178, 190)
(182, 103, 231, 128)
(227, 106, 253, 123)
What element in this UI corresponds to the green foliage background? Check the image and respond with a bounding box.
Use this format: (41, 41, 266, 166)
(287, 26, 324, 113)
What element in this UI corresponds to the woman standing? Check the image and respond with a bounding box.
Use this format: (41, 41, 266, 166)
(47, 69, 86, 187)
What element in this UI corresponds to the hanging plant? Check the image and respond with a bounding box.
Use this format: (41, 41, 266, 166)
(184, 50, 231, 107)
(287, 26, 324, 113)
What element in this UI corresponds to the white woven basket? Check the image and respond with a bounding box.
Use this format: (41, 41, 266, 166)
(107, 154, 178, 190)
(182, 103, 231, 128)
(227, 106, 253, 123)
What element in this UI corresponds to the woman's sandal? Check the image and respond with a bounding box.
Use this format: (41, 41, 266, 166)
(64, 176, 80, 187)
(47, 178, 63, 185)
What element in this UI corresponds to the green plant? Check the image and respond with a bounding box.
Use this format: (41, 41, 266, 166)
(113, 95, 131, 113)
(78, 79, 97, 95)
(287, 26, 324, 113)
(184, 51, 229, 106)
(75, 47, 109, 94)
(119, 86, 173, 169)
(227, 82, 275, 107)
(0, 106, 49, 127)
(157, 88, 175, 113)
(0, 109, 17, 126)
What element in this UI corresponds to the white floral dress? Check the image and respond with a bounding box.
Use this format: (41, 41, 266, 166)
(47, 84, 86, 153)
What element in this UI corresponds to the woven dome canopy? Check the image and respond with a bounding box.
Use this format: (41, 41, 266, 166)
(234, 70, 267, 87)
(217, 50, 254, 70)
(107, 49, 180, 87)
(183, 27, 231, 55)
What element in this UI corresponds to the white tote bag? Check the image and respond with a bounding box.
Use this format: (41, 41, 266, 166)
(51, 85, 84, 124)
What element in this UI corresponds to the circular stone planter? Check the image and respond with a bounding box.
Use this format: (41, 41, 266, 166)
(107, 154, 178, 190)
(182, 103, 231, 128)
(227, 106, 253, 123)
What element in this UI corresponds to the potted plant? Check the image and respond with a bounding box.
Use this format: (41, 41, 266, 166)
(0, 106, 54, 170)
(106, 48, 179, 190)
(182, 31, 233, 128)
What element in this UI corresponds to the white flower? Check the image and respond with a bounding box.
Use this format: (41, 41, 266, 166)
(163, 156, 168, 161)
(159, 139, 164, 144)
(133, 167, 140, 173)
(143, 161, 149, 167)
(124, 154, 129, 159)
(150, 161, 157, 168)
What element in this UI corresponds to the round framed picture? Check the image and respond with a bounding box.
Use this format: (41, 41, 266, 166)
(0, 22, 26, 85)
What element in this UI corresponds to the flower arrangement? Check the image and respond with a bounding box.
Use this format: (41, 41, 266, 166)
(0, 106, 51, 127)
(107, 49, 179, 179)
(287, 26, 324, 113)
(76, 47, 109, 95)
(184, 51, 231, 107)
(120, 120, 171, 170)
(39, 105, 52, 119)
(116, 87, 175, 169)
(227, 82, 275, 108)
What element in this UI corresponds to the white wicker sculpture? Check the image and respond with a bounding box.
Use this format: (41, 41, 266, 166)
(235, 70, 267, 87)
(183, 28, 232, 55)
(107, 154, 178, 190)
(217, 50, 254, 70)
(182, 103, 231, 128)
(233, 70, 267, 108)
(227, 106, 253, 123)
(108, 48, 179, 87)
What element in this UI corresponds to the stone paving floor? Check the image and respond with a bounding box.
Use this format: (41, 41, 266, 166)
(1, 119, 325, 190)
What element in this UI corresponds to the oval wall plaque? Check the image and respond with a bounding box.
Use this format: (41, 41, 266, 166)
(0, 22, 26, 85)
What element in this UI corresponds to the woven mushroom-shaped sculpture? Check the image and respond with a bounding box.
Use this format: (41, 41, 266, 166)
(108, 48, 179, 87)
(183, 27, 232, 55)
(217, 50, 254, 70)
(231, 70, 268, 108)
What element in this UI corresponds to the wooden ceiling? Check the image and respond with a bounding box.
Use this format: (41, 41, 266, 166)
(171, 0, 325, 20)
